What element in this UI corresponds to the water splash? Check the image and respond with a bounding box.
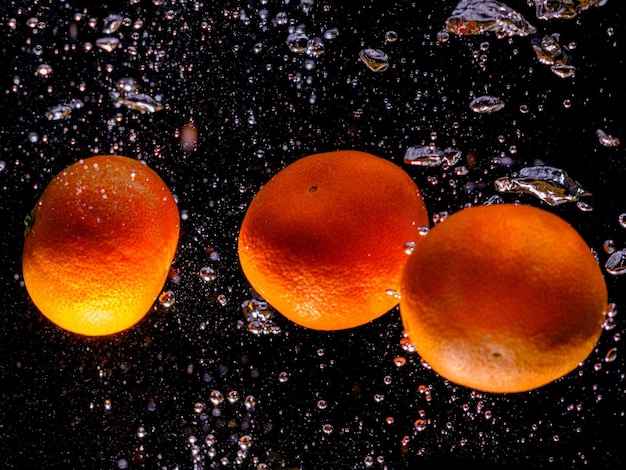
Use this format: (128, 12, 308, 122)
(531, 0, 609, 21)
(445, 0, 536, 38)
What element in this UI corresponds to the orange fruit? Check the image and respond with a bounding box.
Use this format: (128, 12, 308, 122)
(238, 150, 429, 330)
(400, 203, 608, 393)
(22, 155, 180, 336)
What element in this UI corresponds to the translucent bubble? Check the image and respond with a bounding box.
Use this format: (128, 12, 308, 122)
(227, 390, 240, 404)
(385, 31, 398, 43)
(603, 239, 616, 254)
(393, 356, 406, 368)
(159, 290, 175, 308)
(605, 250, 626, 276)
(604, 347, 618, 363)
(36, 64, 53, 77)
(323, 27, 339, 40)
(239, 435, 253, 450)
(359, 48, 390, 72)
(414, 418, 428, 432)
(209, 390, 224, 406)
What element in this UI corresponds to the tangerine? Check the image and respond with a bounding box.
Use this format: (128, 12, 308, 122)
(238, 150, 429, 330)
(22, 155, 180, 336)
(400, 203, 608, 393)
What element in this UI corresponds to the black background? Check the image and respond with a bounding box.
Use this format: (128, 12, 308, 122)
(1, 1, 625, 469)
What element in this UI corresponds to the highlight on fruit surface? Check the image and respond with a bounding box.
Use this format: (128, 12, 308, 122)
(22, 155, 180, 336)
(238, 149, 429, 331)
(399, 203, 608, 393)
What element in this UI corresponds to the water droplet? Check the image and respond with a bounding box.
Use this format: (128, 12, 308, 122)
(323, 27, 339, 40)
(605, 249, 626, 276)
(278, 371, 289, 382)
(110, 91, 164, 113)
(404, 241, 416, 255)
(414, 418, 428, 432)
(495, 166, 590, 206)
(385, 31, 398, 43)
(400, 337, 415, 353)
(209, 390, 224, 406)
(36, 64, 53, 77)
(306, 37, 324, 57)
(359, 48, 390, 72)
(286, 32, 309, 53)
(596, 129, 621, 148)
(604, 347, 618, 363)
(116, 77, 139, 92)
(102, 14, 123, 34)
(603, 239, 616, 254)
(445, 0, 536, 37)
(469, 95, 505, 114)
(96, 37, 120, 52)
(227, 390, 240, 404)
(393, 356, 406, 368)
(159, 290, 175, 308)
(321, 423, 334, 434)
(199, 266, 216, 282)
(244, 395, 256, 411)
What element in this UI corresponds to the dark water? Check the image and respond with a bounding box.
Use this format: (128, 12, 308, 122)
(1, 1, 625, 468)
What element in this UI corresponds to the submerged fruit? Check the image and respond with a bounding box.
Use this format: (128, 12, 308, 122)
(22, 155, 180, 336)
(238, 150, 429, 330)
(400, 203, 607, 393)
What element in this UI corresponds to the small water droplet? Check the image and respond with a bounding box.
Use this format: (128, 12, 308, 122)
(605, 249, 626, 276)
(209, 390, 224, 406)
(321, 423, 334, 434)
(199, 266, 216, 282)
(159, 290, 175, 308)
(604, 347, 618, 363)
(95, 37, 120, 52)
(36, 64, 53, 77)
(469, 95, 505, 114)
(385, 31, 398, 43)
(393, 356, 406, 368)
